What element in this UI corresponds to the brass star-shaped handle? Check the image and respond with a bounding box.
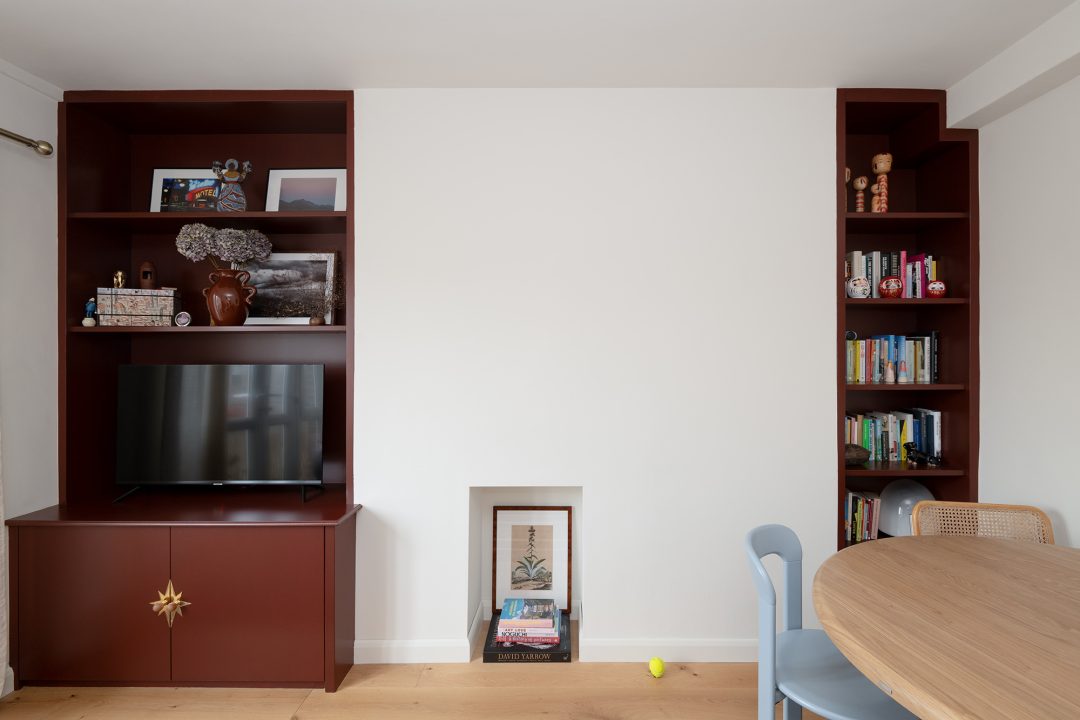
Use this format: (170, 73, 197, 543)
(150, 580, 191, 627)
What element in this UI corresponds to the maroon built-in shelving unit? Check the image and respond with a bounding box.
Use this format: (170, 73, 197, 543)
(836, 89, 979, 549)
(7, 91, 358, 691)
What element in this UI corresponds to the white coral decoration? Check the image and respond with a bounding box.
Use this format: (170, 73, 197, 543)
(176, 224, 272, 268)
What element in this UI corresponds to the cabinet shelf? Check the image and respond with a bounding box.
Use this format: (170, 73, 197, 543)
(845, 212, 968, 233)
(70, 325, 345, 334)
(68, 211, 347, 234)
(844, 298, 968, 306)
(845, 462, 965, 477)
(845, 383, 964, 391)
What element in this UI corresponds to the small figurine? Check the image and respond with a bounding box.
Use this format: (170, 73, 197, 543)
(884, 361, 896, 384)
(113, 270, 126, 288)
(927, 280, 947, 298)
(844, 167, 851, 211)
(853, 176, 868, 212)
(871, 152, 892, 213)
(870, 183, 882, 213)
(212, 158, 252, 212)
(903, 442, 942, 466)
(83, 297, 97, 327)
(845, 275, 871, 299)
(139, 260, 157, 290)
(879, 276, 903, 298)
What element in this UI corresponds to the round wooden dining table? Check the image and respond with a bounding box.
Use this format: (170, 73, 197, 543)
(814, 535, 1080, 720)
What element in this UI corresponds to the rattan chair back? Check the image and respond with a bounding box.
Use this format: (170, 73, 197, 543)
(911, 501, 1054, 544)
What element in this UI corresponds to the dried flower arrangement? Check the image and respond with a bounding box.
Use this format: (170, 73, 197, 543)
(175, 223, 272, 269)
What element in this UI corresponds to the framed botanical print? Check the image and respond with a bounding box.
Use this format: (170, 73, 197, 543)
(492, 506, 572, 615)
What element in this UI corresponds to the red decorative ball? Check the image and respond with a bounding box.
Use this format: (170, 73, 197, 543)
(879, 276, 903, 298)
(927, 280, 947, 298)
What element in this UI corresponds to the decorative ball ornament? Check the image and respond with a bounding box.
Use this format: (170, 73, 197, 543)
(927, 280, 947, 298)
(649, 657, 665, 678)
(845, 276, 871, 299)
(879, 276, 903, 298)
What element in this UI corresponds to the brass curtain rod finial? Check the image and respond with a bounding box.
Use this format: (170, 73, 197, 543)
(0, 126, 54, 156)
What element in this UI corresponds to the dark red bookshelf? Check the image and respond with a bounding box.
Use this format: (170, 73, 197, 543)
(836, 89, 979, 549)
(8, 91, 357, 692)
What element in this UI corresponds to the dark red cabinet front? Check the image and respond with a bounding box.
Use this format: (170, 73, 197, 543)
(18, 526, 172, 683)
(170, 526, 324, 683)
(12, 524, 333, 687)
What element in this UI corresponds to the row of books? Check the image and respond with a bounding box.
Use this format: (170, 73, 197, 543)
(845, 408, 942, 463)
(846, 332, 939, 384)
(845, 491, 880, 544)
(494, 598, 561, 645)
(845, 249, 940, 298)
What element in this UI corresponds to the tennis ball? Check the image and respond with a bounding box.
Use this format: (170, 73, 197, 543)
(648, 656, 665, 678)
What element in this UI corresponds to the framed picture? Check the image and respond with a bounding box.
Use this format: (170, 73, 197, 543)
(492, 506, 572, 615)
(150, 169, 222, 212)
(266, 169, 347, 212)
(244, 252, 338, 325)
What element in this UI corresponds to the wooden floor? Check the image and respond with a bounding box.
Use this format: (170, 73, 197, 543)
(0, 624, 823, 719)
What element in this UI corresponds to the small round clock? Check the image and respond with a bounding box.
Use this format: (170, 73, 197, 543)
(174, 311, 192, 327)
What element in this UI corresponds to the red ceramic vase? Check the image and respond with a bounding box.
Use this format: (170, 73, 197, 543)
(203, 268, 256, 326)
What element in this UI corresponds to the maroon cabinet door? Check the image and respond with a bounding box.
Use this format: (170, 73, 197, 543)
(170, 526, 324, 683)
(18, 526, 172, 682)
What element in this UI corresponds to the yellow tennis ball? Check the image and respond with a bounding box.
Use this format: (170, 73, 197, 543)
(648, 656, 665, 678)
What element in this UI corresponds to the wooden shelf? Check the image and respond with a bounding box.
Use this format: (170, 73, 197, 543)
(845, 212, 968, 232)
(844, 298, 968, 306)
(70, 325, 345, 334)
(845, 462, 965, 477)
(845, 383, 965, 391)
(69, 211, 347, 234)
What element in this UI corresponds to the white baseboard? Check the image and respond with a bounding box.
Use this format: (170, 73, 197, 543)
(466, 603, 485, 649)
(1, 666, 12, 697)
(577, 637, 757, 663)
(354, 638, 471, 664)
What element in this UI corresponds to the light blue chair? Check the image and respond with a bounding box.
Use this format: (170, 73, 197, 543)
(745, 524, 916, 720)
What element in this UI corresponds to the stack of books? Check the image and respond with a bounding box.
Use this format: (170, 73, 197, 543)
(483, 597, 571, 663)
(844, 408, 942, 463)
(493, 598, 561, 644)
(846, 332, 939, 385)
(845, 491, 880, 544)
(845, 249, 941, 299)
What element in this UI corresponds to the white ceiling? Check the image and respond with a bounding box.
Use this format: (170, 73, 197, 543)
(0, 0, 1073, 90)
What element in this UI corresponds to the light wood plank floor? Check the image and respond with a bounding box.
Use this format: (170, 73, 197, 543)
(0, 624, 823, 719)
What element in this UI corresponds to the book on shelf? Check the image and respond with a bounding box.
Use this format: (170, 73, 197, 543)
(844, 249, 940, 299)
(845, 491, 881, 544)
(846, 332, 939, 385)
(844, 407, 942, 463)
(496, 597, 558, 628)
(494, 613, 562, 644)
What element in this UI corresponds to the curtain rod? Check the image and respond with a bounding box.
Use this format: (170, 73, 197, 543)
(0, 126, 53, 156)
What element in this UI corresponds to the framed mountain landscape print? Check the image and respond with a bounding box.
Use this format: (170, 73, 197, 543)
(492, 506, 571, 615)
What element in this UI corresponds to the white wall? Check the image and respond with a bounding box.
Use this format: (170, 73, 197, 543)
(980, 74, 1080, 547)
(0, 66, 59, 519)
(354, 89, 837, 662)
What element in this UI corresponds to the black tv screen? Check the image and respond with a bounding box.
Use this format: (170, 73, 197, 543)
(117, 364, 324, 486)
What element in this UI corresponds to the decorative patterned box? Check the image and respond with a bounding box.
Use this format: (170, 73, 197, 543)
(96, 287, 180, 326)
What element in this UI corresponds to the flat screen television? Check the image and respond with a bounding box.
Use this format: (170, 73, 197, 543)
(117, 364, 324, 486)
